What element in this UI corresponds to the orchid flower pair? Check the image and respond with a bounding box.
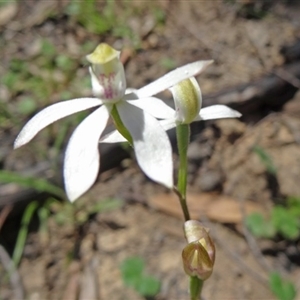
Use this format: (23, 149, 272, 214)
(14, 43, 241, 202)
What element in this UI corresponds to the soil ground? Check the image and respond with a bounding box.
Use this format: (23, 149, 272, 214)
(1, 1, 300, 299)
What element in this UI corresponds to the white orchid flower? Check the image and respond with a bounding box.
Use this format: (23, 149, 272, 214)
(14, 43, 213, 202)
(101, 76, 242, 142)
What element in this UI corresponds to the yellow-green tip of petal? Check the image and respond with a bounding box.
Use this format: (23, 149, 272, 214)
(86, 43, 120, 64)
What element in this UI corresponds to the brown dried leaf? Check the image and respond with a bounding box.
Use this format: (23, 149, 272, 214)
(206, 197, 262, 223)
(149, 192, 263, 224)
(148, 192, 213, 220)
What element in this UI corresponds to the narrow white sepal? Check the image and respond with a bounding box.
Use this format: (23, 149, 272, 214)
(100, 129, 127, 143)
(64, 105, 110, 202)
(135, 60, 213, 99)
(125, 88, 138, 95)
(117, 101, 174, 188)
(159, 118, 177, 131)
(14, 98, 102, 149)
(198, 105, 242, 120)
(127, 97, 176, 119)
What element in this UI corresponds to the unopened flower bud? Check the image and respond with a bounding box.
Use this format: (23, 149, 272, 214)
(182, 220, 215, 280)
(169, 77, 202, 124)
(86, 43, 126, 102)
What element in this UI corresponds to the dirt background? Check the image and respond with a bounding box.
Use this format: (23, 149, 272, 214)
(1, 1, 300, 299)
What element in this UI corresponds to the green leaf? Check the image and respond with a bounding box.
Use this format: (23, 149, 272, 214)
(55, 55, 75, 71)
(120, 257, 145, 287)
(271, 207, 300, 240)
(245, 212, 276, 238)
(120, 257, 161, 297)
(12, 201, 38, 266)
(0, 170, 65, 199)
(137, 275, 160, 297)
(153, 7, 166, 24)
(160, 57, 177, 71)
(17, 97, 37, 115)
(3, 71, 20, 90)
(287, 196, 300, 217)
(40, 39, 56, 58)
(65, 0, 81, 15)
(269, 272, 296, 300)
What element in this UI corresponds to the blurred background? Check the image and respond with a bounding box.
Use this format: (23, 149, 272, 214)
(1, 0, 300, 299)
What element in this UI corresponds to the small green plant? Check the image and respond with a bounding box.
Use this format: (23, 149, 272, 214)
(16, 96, 38, 115)
(246, 196, 300, 240)
(65, 0, 115, 35)
(245, 212, 276, 238)
(269, 272, 296, 300)
(0, 171, 65, 199)
(0, 171, 65, 266)
(247, 199, 299, 300)
(152, 7, 166, 25)
(11, 197, 58, 266)
(120, 257, 161, 298)
(10, 195, 123, 268)
(12, 201, 39, 266)
(52, 197, 123, 226)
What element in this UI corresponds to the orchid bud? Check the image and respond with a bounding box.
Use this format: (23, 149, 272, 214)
(86, 43, 126, 102)
(182, 220, 215, 280)
(169, 77, 202, 124)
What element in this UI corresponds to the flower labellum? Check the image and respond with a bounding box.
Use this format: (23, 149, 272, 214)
(87, 43, 126, 102)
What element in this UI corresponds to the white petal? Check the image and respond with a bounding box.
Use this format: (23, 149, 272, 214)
(64, 105, 110, 202)
(127, 97, 175, 119)
(135, 60, 213, 98)
(117, 102, 173, 188)
(198, 105, 242, 120)
(125, 88, 138, 95)
(159, 118, 177, 131)
(100, 129, 127, 143)
(14, 98, 102, 148)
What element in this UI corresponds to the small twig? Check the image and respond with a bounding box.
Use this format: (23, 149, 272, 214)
(0, 245, 24, 300)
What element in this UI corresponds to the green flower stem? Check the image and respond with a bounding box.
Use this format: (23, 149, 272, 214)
(110, 104, 133, 145)
(190, 276, 203, 300)
(176, 124, 204, 300)
(175, 123, 191, 221)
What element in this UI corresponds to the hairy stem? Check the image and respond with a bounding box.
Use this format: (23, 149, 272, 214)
(176, 123, 191, 221)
